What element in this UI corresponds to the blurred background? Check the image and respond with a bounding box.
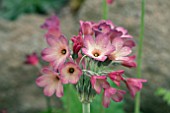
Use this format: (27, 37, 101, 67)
(0, 0, 170, 113)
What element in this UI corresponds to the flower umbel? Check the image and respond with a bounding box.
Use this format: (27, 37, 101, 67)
(36, 15, 147, 109)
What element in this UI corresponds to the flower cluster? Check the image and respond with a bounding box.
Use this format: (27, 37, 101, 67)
(36, 15, 147, 108)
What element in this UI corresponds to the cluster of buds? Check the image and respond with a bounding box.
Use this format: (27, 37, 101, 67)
(35, 15, 147, 108)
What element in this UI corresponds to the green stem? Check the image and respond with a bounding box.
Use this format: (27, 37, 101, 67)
(45, 96, 52, 113)
(102, 0, 108, 19)
(135, 0, 145, 113)
(82, 103, 90, 113)
(67, 84, 71, 113)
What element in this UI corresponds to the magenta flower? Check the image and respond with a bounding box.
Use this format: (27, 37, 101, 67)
(103, 87, 126, 108)
(80, 20, 94, 35)
(24, 52, 39, 66)
(36, 67, 63, 97)
(71, 33, 84, 54)
(41, 15, 61, 38)
(108, 70, 124, 86)
(41, 36, 70, 69)
(59, 62, 82, 84)
(106, 0, 114, 4)
(122, 55, 137, 68)
(41, 15, 60, 30)
(90, 75, 110, 94)
(124, 78, 147, 97)
(93, 20, 114, 35)
(109, 38, 132, 61)
(82, 34, 114, 61)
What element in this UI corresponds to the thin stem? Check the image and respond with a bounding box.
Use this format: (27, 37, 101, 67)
(82, 103, 90, 113)
(102, 0, 108, 19)
(135, 0, 145, 113)
(67, 84, 71, 113)
(45, 96, 52, 113)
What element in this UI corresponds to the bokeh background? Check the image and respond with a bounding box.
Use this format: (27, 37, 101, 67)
(0, 0, 170, 113)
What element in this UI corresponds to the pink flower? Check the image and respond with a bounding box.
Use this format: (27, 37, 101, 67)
(41, 36, 70, 69)
(82, 34, 114, 61)
(41, 15, 61, 38)
(36, 67, 63, 97)
(93, 20, 114, 35)
(24, 52, 39, 66)
(90, 75, 110, 94)
(106, 0, 114, 4)
(124, 78, 147, 97)
(108, 70, 124, 86)
(103, 87, 126, 108)
(59, 62, 82, 84)
(122, 55, 137, 68)
(115, 27, 133, 39)
(41, 15, 60, 30)
(71, 33, 83, 54)
(79, 20, 94, 35)
(109, 38, 132, 61)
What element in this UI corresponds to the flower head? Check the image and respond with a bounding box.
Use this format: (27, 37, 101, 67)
(106, 0, 114, 4)
(108, 70, 124, 86)
(41, 15, 61, 38)
(122, 55, 137, 68)
(41, 36, 70, 69)
(82, 34, 114, 61)
(103, 87, 126, 108)
(124, 78, 147, 97)
(24, 52, 39, 66)
(71, 34, 83, 54)
(36, 67, 63, 97)
(59, 62, 82, 84)
(80, 21, 94, 35)
(90, 75, 110, 94)
(109, 38, 132, 61)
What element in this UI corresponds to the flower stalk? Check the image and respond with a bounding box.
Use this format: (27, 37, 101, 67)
(102, 0, 108, 19)
(82, 103, 90, 113)
(135, 0, 145, 113)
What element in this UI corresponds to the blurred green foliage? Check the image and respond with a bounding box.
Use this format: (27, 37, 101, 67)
(60, 84, 125, 113)
(156, 88, 170, 105)
(0, 0, 69, 20)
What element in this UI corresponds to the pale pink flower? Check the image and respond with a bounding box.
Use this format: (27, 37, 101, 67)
(24, 52, 39, 66)
(80, 20, 94, 35)
(71, 33, 83, 54)
(41, 15, 61, 38)
(59, 62, 82, 84)
(122, 55, 137, 68)
(41, 36, 70, 69)
(124, 78, 147, 97)
(82, 34, 114, 61)
(109, 38, 132, 61)
(36, 67, 63, 97)
(90, 75, 110, 94)
(108, 70, 124, 86)
(103, 87, 126, 108)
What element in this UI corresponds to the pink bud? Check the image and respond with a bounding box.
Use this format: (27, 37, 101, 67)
(24, 52, 39, 66)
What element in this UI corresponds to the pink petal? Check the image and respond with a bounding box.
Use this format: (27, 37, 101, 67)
(117, 47, 132, 57)
(102, 94, 111, 108)
(111, 90, 126, 102)
(43, 84, 56, 96)
(112, 38, 124, 50)
(36, 75, 49, 87)
(55, 81, 64, 98)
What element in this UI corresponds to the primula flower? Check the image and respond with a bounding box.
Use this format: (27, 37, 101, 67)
(90, 75, 110, 94)
(24, 52, 39, 66)
(106, 0, 114, 4)
(108, 70, 124, 86)
(103, 87, 126, 108)
(80, 21, 94, 35)
(41, 36, 70, 69)
(122, 55, 137, 68)
(109, 38, 132, 61)
(36, 67, 63, 97)
(71, 33, 83, 54)
(124, 78, 147, 97)
(59, 62, 82, 84)
(41, 15, 61, 38)
(82, 34, 114, 61)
